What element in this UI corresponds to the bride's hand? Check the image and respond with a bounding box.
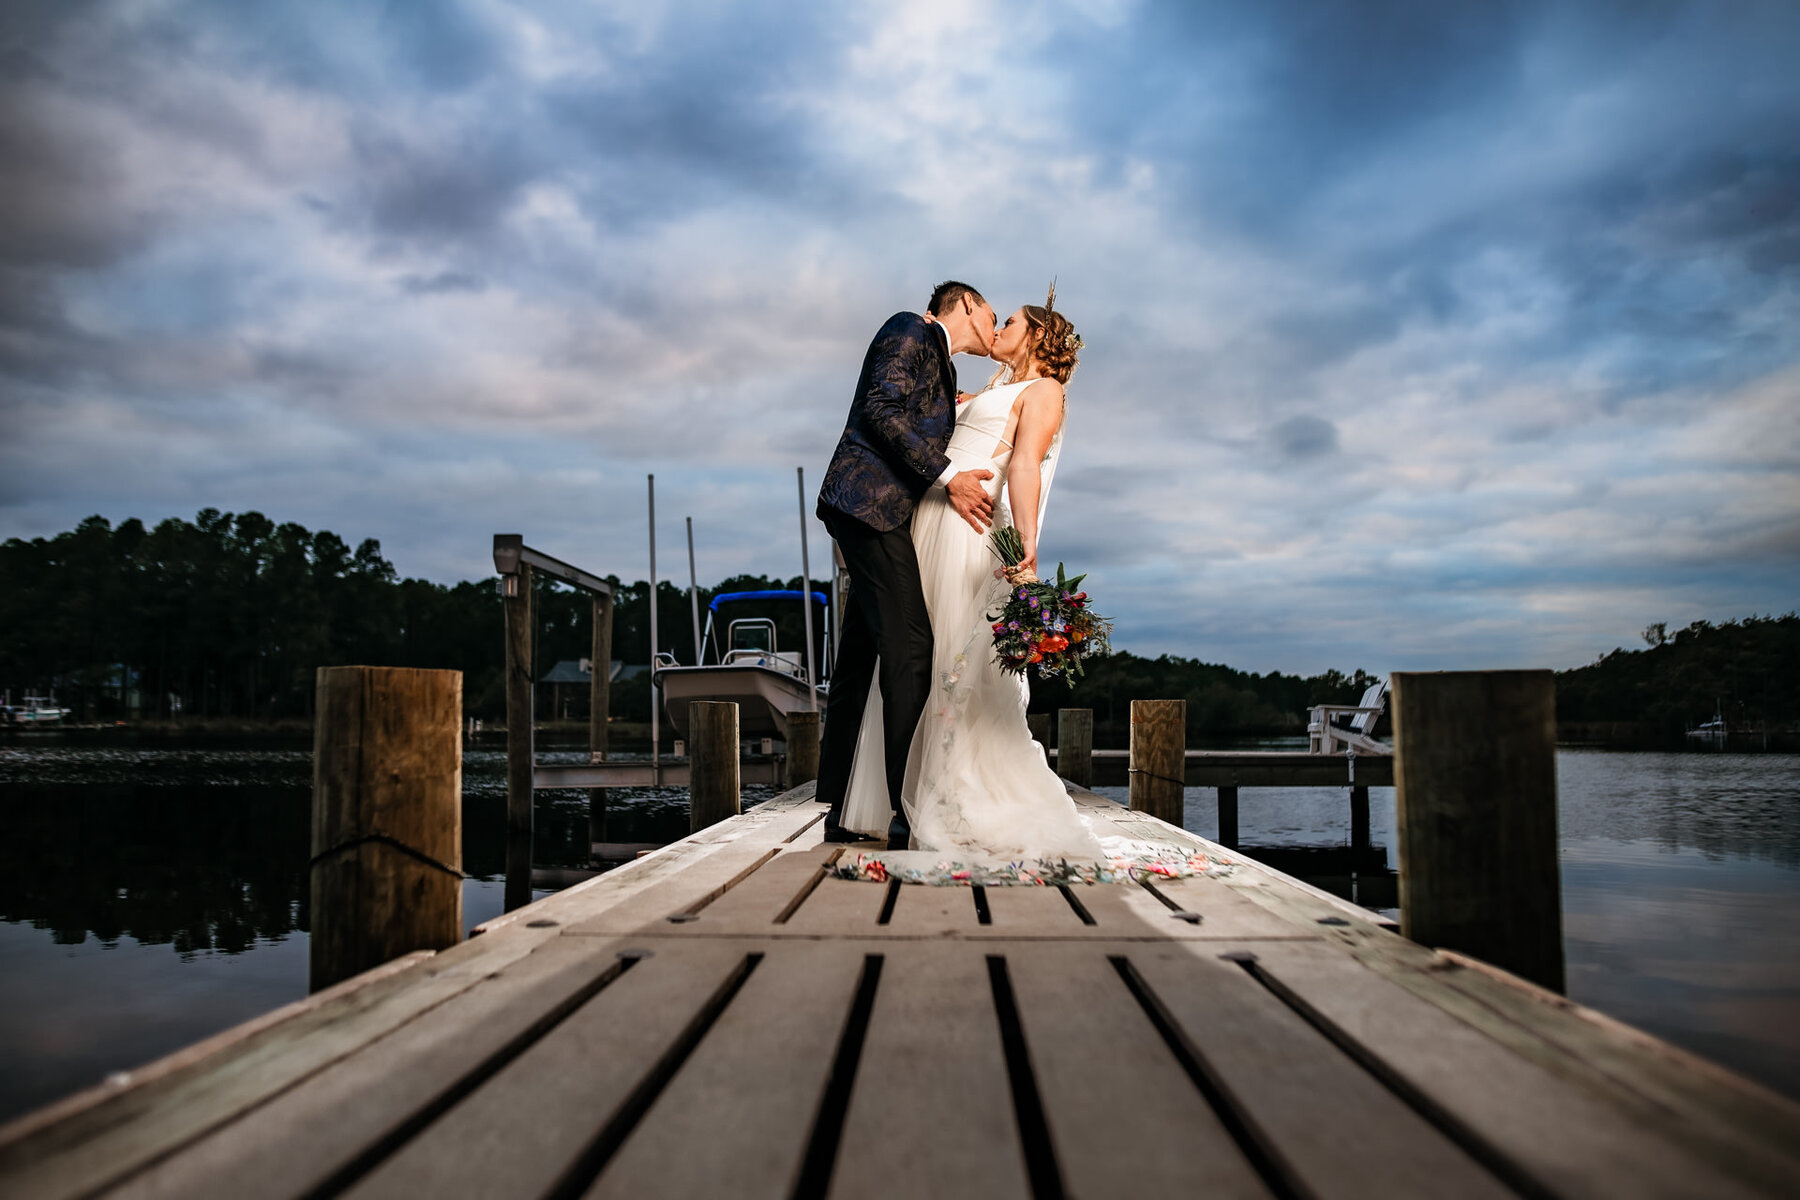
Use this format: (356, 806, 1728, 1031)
(1004, 553, 1039, 585)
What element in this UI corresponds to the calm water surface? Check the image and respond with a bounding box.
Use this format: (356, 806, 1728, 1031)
(1, 735, 1795, 1121)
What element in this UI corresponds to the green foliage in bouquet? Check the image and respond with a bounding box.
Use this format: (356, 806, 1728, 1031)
(987, 528, 1112, 680)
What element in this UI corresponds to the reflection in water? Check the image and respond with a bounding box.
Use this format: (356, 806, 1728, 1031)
(0, 782, 311, 956)
(1555, 749, 1800, 866)
(1562, 840, 1800, 1100)
(0, 739, 1795, 1121)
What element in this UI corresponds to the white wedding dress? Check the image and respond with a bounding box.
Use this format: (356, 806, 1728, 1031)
(840, 380, 1109, 858)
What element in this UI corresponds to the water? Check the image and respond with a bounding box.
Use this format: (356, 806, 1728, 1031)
(1, 737, 1795, 1122)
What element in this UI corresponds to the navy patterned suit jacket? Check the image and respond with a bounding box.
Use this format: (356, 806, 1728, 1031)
(816, 312, 957, 533)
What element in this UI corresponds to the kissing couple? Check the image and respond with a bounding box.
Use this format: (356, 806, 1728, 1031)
(814, 280, 1108, 860)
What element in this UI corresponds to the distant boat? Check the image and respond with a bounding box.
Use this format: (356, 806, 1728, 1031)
(3, 696, 70, 726)
(655, 590, 828, 742)
(1686, 702, 1728, 749)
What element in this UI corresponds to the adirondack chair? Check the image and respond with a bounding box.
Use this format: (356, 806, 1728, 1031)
(1308, 679, 1391, 755)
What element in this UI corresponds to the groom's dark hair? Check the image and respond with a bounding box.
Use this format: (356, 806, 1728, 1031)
(928, 280, 985, 316)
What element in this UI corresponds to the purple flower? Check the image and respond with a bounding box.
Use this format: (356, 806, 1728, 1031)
(1008, 621, 1020, 630)
(1028, 596, 1040, 608)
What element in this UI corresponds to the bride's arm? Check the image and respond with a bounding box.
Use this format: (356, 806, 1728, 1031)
(1004, 379, 1065, 577)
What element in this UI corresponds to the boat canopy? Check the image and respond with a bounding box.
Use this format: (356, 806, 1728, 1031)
(707, 589, 828, 613)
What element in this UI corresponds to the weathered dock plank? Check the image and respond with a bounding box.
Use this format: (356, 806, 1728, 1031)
(1006, 946, 1273, 1197)
(2, 782, 1797, 1200)
(830, 946, 1031, 1199)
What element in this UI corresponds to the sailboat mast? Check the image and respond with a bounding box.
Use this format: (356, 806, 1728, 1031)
(648, 474, 659, 766)
(686, 517, 702, 665)
(796, 466, 818, 712)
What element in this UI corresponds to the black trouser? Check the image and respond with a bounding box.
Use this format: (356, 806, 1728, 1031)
(816, 508, 933, 822)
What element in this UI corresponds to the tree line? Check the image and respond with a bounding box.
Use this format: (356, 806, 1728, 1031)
(11, 511, 1780, 743)
(0, 511, 1383, 734)
(1555, 614, 1799, 743)
(0, 511, 834, 724)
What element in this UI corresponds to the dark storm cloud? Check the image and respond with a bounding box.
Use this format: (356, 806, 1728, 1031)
(400, 271, 487, 296)
(1, 0, 1796, 672)
(1269, 415, 1338, 460)
(1051, 1, 1800, 403)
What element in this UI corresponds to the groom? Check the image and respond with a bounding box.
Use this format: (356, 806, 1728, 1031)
(815, 281, 1000, 849)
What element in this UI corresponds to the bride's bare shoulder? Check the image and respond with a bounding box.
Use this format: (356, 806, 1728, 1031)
(1014, 377, 1064, 412)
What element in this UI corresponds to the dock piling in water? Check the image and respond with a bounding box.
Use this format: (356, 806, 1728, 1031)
(1055, 707, 1093, 788)
(589, 589, 614, 845)
(309, 665, 462, 993)
(1216, 785, 1239, 848)
(784, 709, 820, 789)
(1393, 669, 1564, 993)
(1129, 699, 1185, 826)
(689, 700, 741, 832)
(502, 559, 534, 911)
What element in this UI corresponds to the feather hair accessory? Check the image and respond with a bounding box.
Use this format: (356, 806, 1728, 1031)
(1044, 278, 1081, 351)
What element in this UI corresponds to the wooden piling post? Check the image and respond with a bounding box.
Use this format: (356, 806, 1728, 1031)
(1393, 670, 1564, 993)
(589, 590, 613, 846)
(689, 701, 740, 833)
(785, 710, 821, 789)
(1056, 708, 1093, 788)
(1217, 785, 1239, 848)
(504, 564, 534, 840)
(503, 563, 534, 911)
(1129, 699, 1185, 827)
(1350, 785, 1370, 855)
(310, 666, 462, 993)
(1027, 712, 1050, 747)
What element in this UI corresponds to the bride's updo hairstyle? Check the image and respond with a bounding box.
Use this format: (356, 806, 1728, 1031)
(1020, 304, 1081, 385)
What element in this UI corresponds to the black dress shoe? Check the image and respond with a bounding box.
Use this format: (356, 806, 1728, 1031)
(822, 820, 866, 844)
(886, 812, 912, 852)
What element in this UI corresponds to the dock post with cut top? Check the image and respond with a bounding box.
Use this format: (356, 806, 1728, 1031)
(589, 589, 614, 845)
(1350, 785, 1371, 855)
(785, 709, 821, 789)
(690, 700, 741, 832)
(1056, 708, 1093, 788)
(1129, 699, 1185, 827)
(1216, 785, 1239, 848)
(1393, 670, 1564, 993)
(503, 561, 534, 911)
(310, 666, 462, 993)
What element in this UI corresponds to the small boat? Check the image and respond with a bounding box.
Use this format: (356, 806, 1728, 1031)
(655, 590, 828, 742)
(1686, 702, 1728, 749)
(3, 696, 71, 726)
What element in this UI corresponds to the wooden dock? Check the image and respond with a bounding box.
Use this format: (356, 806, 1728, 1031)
(3, 785, 1798, 1199)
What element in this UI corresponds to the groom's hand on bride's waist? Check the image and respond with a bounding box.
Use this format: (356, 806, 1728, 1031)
(946, 469, 995, 532)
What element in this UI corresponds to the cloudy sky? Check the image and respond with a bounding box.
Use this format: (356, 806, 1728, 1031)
(2, 1, 1796, 673)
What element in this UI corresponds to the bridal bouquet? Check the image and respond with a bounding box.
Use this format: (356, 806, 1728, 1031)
(988, 527, 1112, 680)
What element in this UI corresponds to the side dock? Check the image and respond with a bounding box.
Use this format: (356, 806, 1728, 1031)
(3, 785, 1798, 1199)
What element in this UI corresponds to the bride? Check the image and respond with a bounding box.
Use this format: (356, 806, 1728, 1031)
(839, 289, 1109, 859)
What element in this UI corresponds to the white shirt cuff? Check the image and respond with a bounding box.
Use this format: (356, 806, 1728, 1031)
(933, 463, 957, 488)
